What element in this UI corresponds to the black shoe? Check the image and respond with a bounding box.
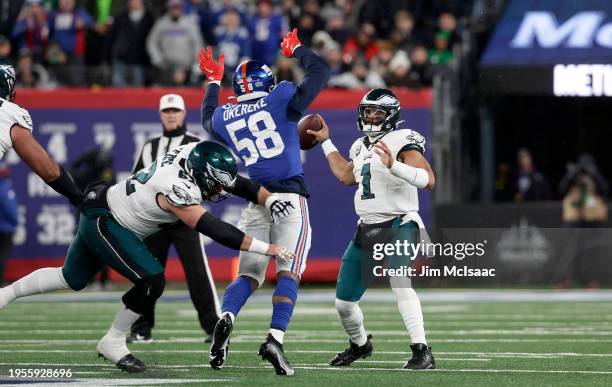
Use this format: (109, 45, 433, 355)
(126, 331, 153, 344)
(403, 343, 436, 370)
(329, 334, 373, 366)
(209, 314, 233, 370)
(98, 353, 146, 373)
(258, 334, 294, 376)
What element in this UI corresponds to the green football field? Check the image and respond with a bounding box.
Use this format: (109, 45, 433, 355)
(1, 289, 612, 386)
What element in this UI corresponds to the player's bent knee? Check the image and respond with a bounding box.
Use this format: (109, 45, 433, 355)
(242, 275, 261, 291)
(61, 266, 89, 291)
(122, 273, 166, 314)
(144, 273, 166, 300)
(335, 298, 358, 316)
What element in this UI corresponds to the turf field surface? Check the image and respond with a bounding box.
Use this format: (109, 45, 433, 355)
(1, 289, 612, 386)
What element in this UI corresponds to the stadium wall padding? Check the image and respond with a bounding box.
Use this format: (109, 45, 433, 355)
(5, 88, 432, 282)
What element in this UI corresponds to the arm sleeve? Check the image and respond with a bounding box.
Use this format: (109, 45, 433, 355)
(47, 166, 84, 206)
(200, 83, 227, 143)
(227, 175, 261, 204)
(195, 211, 245, 250)
(286, 46, 331, 121)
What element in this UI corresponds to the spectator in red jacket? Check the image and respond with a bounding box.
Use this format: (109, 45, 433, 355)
(342, 23, 380, 64)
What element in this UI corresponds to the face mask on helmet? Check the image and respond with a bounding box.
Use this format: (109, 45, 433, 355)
(357, 89, 401, 138)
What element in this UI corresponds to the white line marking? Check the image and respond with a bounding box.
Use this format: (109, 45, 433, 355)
(2, 350, 612, 358)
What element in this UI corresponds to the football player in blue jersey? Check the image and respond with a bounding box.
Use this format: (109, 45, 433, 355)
(200, 28, 330, 375)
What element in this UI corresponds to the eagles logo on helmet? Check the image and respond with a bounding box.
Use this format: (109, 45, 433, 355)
(232, 60, 276, 103)
(0, 58, 16, 102)
(357, 88, 401, 138)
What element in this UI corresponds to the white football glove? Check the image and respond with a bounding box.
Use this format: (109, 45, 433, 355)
(276, 246, 294, 262)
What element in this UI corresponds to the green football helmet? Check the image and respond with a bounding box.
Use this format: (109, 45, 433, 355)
(0, 58, 16, 102)
(187, 141, 238, 201)
(357, 88, 401, 138)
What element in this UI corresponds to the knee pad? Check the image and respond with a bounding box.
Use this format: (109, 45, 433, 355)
(335, 298, 358, 317)
(122, 273, 166, 314)
(273, 275, 297, 304)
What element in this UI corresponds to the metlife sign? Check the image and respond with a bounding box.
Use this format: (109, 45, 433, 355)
(480, 0, 612, 95)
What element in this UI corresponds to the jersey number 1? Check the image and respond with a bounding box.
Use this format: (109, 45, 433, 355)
(225, 111, 285, 166)
(360, 163, 375, 200)
(126, 162, 157, 196)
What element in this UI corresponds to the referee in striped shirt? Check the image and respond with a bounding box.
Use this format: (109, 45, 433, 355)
(128, 93, 220, 343)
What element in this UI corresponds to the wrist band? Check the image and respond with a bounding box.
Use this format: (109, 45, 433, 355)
(321, 139, 338, 157)
(248, 238, 270, 255)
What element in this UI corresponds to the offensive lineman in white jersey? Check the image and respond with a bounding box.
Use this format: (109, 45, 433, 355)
(0, 58, 84, 206)
(308, 88, 436, 369)
(0, 141, 295, 373)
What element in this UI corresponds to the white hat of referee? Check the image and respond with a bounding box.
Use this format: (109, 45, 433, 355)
(159, 94, 185, 112)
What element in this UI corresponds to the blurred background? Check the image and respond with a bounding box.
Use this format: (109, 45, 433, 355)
(0, 0, 610, 289)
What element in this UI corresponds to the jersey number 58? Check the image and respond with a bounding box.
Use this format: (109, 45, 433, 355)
(225, 111, 285, 166)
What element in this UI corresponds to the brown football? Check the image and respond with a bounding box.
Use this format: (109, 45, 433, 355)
(297, 114, 323, 150)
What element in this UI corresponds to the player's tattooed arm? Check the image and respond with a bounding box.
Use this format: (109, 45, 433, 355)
(308, 115, 356, 185)
(374, 141, 435, 190)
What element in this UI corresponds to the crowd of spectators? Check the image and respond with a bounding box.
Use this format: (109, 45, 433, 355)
(2, 0, 468, 89)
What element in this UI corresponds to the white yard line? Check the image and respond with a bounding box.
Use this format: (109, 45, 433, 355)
(2, 349, 612, 357)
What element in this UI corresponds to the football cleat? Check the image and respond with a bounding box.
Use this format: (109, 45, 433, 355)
(126, 331, 153, 344)
(209, 314, 233, 370)
(97, 335, 146, 373)
(258, 334, 294, 376)
(403, 343, 436, 370)
(329, 334, 373, 366)
(98, 353, 146, 373)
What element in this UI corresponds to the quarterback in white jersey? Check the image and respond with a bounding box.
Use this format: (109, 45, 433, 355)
(309, 88, 436, 370)
(0, 58, 83, 205)
(0, 141, 295, 373)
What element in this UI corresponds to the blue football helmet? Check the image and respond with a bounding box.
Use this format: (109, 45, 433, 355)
(232, 60, 276, 102)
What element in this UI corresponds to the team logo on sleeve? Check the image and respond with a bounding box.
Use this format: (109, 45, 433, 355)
(172, 185, 193, 204)
(22, 115, 32, 127)
(406, 132, 425, 145)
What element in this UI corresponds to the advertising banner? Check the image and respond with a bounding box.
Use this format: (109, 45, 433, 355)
(480, 0, 612, 96)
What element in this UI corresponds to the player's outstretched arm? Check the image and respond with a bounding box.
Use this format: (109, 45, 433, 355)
(374, 140, 435, 190)
(11, 125, 84, 206)
(281, 29, 331, 121)
(158, 194, 294, 260)
(199, 47, 227, 142)
(308, 115, 356, 185)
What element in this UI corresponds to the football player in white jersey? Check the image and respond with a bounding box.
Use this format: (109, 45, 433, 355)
(0, 141, 295, 373)
(0, 58, 83, 205)
(308, 89, 436, 369)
